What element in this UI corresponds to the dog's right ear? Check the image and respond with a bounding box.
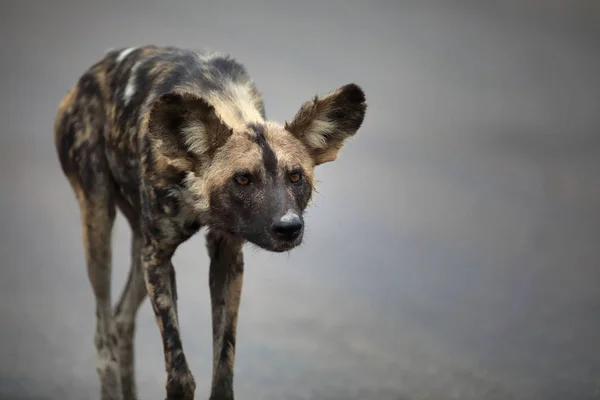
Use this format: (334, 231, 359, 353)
(148, 92, 233, 159)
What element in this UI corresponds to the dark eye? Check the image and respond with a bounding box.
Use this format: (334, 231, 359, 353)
(289, 172, 302, 184)
(234, 175, 251, 186)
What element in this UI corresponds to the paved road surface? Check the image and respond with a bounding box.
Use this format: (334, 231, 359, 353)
(1, 1, 600, 399)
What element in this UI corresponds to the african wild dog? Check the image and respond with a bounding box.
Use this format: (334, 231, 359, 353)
(54, 45, 366, 400)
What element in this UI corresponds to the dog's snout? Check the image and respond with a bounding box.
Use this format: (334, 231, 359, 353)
(272, 212, 302, 240)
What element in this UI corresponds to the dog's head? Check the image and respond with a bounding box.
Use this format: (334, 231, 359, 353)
(148, 83, 366, 252)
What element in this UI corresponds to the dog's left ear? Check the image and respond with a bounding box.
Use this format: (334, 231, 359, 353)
(285, 83, 367, 165)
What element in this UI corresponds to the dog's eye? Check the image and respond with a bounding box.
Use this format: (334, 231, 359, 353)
(234, 175, 250, 185)
(289, 172, 302, 183)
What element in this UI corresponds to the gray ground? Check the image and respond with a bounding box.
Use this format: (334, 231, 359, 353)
(1, 1, 600, 399)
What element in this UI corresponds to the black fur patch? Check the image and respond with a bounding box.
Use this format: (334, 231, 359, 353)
(249, 123, 277, 175)
(209, 56, 248, 84)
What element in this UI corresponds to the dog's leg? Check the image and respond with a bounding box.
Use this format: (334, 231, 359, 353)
(142, 244, 196, 400)
(113, 198, 147, 400)
(55, 78, 123, 399)
(77, 191, 123, 400)
(206, 231, 244, 400)
(114, 232, 146, 399)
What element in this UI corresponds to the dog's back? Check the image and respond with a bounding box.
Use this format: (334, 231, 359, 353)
(54, 45, 266, 209)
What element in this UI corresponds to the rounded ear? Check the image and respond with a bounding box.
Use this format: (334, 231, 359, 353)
(285, 83, 367, 165)
(148, 92, 233, 159)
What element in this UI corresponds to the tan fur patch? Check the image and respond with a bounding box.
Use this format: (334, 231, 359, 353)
(263, 122, 315, 180)
(212, 82, 265, 128)
(202, 131, 263, 189)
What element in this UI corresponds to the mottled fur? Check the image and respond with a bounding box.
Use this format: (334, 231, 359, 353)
(54, 45, 366, 400)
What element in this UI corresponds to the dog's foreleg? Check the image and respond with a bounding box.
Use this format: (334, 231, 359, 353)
(143, 245, 196, 400)
(206, 231, 244, 400)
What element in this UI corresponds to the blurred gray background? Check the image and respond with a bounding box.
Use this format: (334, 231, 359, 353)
(1, 0, 600, 399)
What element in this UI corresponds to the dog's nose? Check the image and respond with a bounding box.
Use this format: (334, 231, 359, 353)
(272, 212, 303, 240)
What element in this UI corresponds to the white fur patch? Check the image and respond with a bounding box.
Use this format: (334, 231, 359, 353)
(184, 171, 210, 213)
(116, 47, 136, 62)
(181, 122, 209, 155)
(123, 61, 141, 105)
(305, 119, 336, 149)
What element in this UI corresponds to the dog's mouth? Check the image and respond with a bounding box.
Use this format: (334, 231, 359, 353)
(246, 232, 304, 253)
(271, 238, 303, 253)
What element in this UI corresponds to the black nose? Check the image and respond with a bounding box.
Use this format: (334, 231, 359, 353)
(272, 213, 303, 240)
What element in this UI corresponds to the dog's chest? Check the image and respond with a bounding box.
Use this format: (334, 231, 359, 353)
(148, 185, 204, 244)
